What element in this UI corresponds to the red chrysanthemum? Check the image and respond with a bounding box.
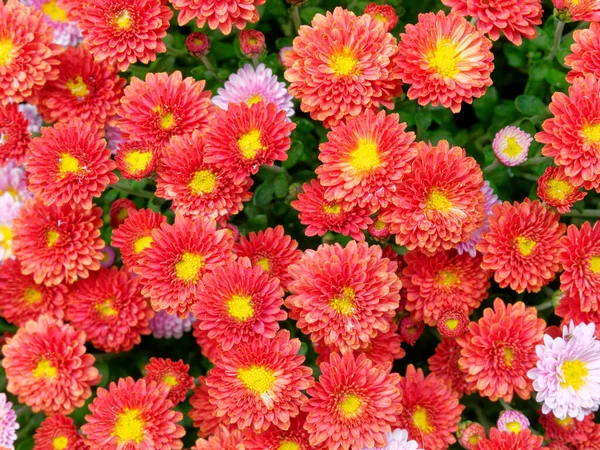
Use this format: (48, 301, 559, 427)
(437, 308, 470, 338)
(204, 102, 295, 183)
(117, 71, 214, 147)
(304, 352, 402, 450)
(12, 200, 105, 286)
(233, 225, 302, 291)
(368, 216, 392, 240)
(171, 0, 264, 35)
(144, 357, 194, 405)
(553, 0, 600, 22)
(33, 414, 88, 450)
(442, 0, 541, 45)
(537, 74, 600, 192)
(547, 442, 573, 450)
(77, 0, 172, 72)
(402, 249, 490, 326)
(192, 322, 221, 362)
(286, 241, 401, 353)
(0, 103, 31, 166)
(27, 119, 118, 210)
(0, 259, 67, 326)
(111, 208, 166, 269)
(1, 315, 101, 415)
(380, 140, 485, 254)
(399, 316, 424, 346)
(66, 267, 152, 353)
(191, 425, 246, 450)
(316, 109, 417, 209)
(134, 217, 234, 317)
(398, 11, 493, 113)
(0, 0, 59, 104)
(428, 338, 469, 397)
(566, 23, 600, 83)
(477, 199, 565, 293)
(192, 257, 286, 351)
(239, 30, 265, 58)
(559, 221, 600, 312)
(578, 424, 600, 450)
(189, 376, 227, 438)
(156, 130, 252, 221)
(205, 330, 313, 432)
(538, 165, 587, 213)
(291, 179, 373, 241)
(539, 410, 594, 445)
(82, 377, 184, 449)
(115, 140, 160, 181)
(364, 3, 398, 32)
(109, 198, 136, 229)
(474, 428, 547, 450)
(556, 294, 600, 339)
(456, 298, 546, 402)
(396, 365, 464, 450)
(284, 7, 402, 129)
(34, 46, 125, 128)
(245, 412, 323, 450)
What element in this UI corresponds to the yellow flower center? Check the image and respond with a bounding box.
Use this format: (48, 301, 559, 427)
(428, 38, 460, 79)
(237, 365, 276, 394)
(0, 225, 12, 252)
(256, 257, 270, 272)
(413, 405, 434, 433)
(506, 421, 522, 433)
(0, 186, 18, 199)
(445, 318, 459, 330)
(159, 112, 175, 130)
(95, 299, 118, 317)
(189, 170, 217, 195)
(0, 39, 14, 67)
(546, 179, 573, 202)
(42, 0, 68, 22)
(554, 416, 572, 427)
(349, 138, 380, 172)
(323, 203, 341, 215)
(561, 359, 588, 391)
(23, 287, 43, 305)
(330, 287, 356, 315)
(33, 358, 57, 378)
(113, 408, 145, 444)
(47, 229, 60, 247)
(330, 47, 358, 77)
(278, 441, 301, 450)
(125, 150, 153, 174)
(582, 122, 600, 145)
(426, 189, 452, 212)
(515, 236, 537, 257)
(65, 76, 89, 97)
(58, 153, 81, 178)
(133, 235, 153, 253)
(468, 435, 481, 446)
(114, 9, 133, 30)
(227, 294, 255, 321)
(52, 436, 69, 450)
(238, 129, 264, 159)
(338, 393, 362, 418)
(436, 270, 460, 287)
(374, 13, 388, 23)
(246, 94, 263, 106)
(373, 219, 386, 230)
(503, 137, 523, 158)
(174, 251, 205, 282)
(504, 347, 514, 367)
(589, 255, 600, 273)
(163, 374, 178, 387)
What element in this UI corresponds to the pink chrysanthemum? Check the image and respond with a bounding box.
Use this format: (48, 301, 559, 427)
(497, 410, 530, 434)
(284, 7, 402, 128)
(27, 119, 118, 210)
(0, 161, 31, 261)
(33, 414, 87, 450)
(66, 267, 152, 353)
(134, 217, 234, 317)
(82, 377, 184, 449)
(206, 330, 313, 432)
(292, 178, 374, 241)
(402, 249, 490, 326)
(27, 0, 82, 47)
(396, 365, 463, 450)
(538, 165, 587, 213)
(556, 294, 600, 339)
(13, 200, 105, 286)
(538, 410, 594, 445)
(245, 413, 324, 450)
(0, 103, 31, 167)
(474, 428, 547, 449)
(428, 338, 469, 397)
(443, 0, 542, 45)
(105, 120, 125, 154)
(553, 0, 600, 22)
(537, 74, 600, 192)
(189, 376, 227, 439)
(0, 393, 18, 449)
(77, 0, 172, 72)
(398, 11, 494, 113)
(566, 23, 600, 83)
(149, 310, 195, 339)
(212, 63, 294, 119)
(0, 0, 60, 104)
(458, 422, 486, 449)
(191, 425, 246, 450)
(493, 126, 533, 166)
(368, 216, 392, 241)
(117, 71, 214, 147)
(364, 3, 398, 32)
(115, 140, 160, 181)
(99, 245, 115, 268)
(477, 199, 566, 293)
(171, 0, 264, 35)
(109, 198, 136, 229)
(2, 315, 101, 415)
(279, 46, 293, 68)
(156, 130, 253, 221)
(287, 240, 401, 353)
(457, 298, 546, 402)
(380, 140, 485, 255)
(144, 357, 194, 405)
(18, 103, 42, 133)
(316, 110, 417, 209)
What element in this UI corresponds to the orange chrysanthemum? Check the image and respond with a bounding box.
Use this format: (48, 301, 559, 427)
(380, 140, 485, 254)
(553, 0, 600, 22)
(284, 7, 402, 128)
(456, 298, 546, 402)
(189, 376, 227, 439)
(192, 322, 220, 362)
(538, 165, 587, 213)
(156, 130, 252, 221)
(0, 0, 59, 104)
(0, 259, 66, 326)
(428, 338, 469, 397)
(304, 352, 402, 450)
(566, 23, 600, 83)
(66, 267, 152, 353)
(205, 330, 313, 432)
(115, 140, 160, 181)
(191, 425, 246, 450)
(117, 71, 214, 147)
(316, 109, 417, 209)
(287, 241, 401, 353)
(82, 377, 184, 449)
(477, 199, 565, 293)
(474, 428, 547, 449)
(134, 217, 234, 317)
(0, 103, 31, 167)
(245, 413, 323, 450)
(537, 74, 600, 191)
(27, 119, 118, 210)
(13, 200, 105, 286)
(396, 365, 464, 450)
(33, 414, 88, 450)
(556, 293, 600, 339)
(538, 410, 594, 445)
(402, 249, 490, 326)
(171, 0, 264, 35)
(398, 11, 494, 113)
(34, 46, 125, 128)
(144, 357, 194, 405)
(1, 315, 101, 415)
(77, 0, 172, 72)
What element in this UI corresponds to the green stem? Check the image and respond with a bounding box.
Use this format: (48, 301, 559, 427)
(483, 160, 499, 174)
(499, 399, 512, 411)
(166, 46, 188, 58)
(470, 17, 478, 26)
(200, 56, 223, 82)
(109, 182, 155, 199)
(547, 20, 566, 62)
(562, 209, 600, 218)
(291, 6, 302, 32)
(536, 300, 555, 311)
(92, 352, 120, 362)
(521, 156, 551, 167)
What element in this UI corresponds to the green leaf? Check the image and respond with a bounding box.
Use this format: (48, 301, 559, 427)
(273, 173, 289, 198)
(415, 109, 432, 133)
(473, 87, 499, 123)
(283, 141, 304, 169)
(504, 46, 526, 68)
(530, 27, 552, 50)
(253, 182, 274, 207)
(515, 95, 549, 117)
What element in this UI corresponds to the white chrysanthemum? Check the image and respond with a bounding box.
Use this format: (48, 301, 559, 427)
(0, 392, 19, 449)
(0, 162, 31, 262)
(360, 429, 422, 450)
(17, 103, 42, 134)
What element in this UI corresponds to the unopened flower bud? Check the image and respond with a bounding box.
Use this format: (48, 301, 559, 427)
(186, 32, 210, 58)
(240, 29, 266, 59)
(364, 3, 398, 32)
